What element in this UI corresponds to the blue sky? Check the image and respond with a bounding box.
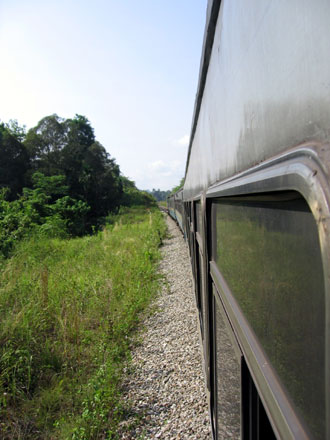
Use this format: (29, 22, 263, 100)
(0, 0, 207, 190)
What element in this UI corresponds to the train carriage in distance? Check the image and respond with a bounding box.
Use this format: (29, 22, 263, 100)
(169, 0, 330, 439)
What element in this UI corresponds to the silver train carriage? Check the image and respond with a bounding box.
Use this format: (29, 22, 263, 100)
(169, 0, 330, 439)
(167, 188, 185, 232)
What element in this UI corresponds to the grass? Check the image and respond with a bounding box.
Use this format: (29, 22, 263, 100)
(0, 206, 167, 439)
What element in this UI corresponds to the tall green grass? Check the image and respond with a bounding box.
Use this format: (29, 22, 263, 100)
(0, 207, 167, 439)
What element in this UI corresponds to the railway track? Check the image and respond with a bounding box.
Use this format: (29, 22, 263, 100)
(116, 214, 211, 439)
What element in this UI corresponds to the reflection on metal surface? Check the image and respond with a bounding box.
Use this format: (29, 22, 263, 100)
(184, 0, 330, 198)
(213, 195, 325, 439)
(196, 201, 202, 233)
(198, 250, 207, 340)
(214, 290, 241, 439)
(174, 189, 184, 231)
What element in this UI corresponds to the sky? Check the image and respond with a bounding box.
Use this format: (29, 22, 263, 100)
(0, 0, 207, 190)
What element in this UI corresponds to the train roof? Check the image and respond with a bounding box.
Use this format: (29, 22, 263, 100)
(185, 0, 221, 179)
(183, 0, 330, 200)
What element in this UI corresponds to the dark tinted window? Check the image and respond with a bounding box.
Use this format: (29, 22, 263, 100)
(213, 194, 325, 439)
(195, 201, 202, 232)
(198, 250, 206, 338)
(214, 288, 241, 438)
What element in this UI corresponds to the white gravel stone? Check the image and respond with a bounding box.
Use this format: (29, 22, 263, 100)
(117, 214, 212, 439)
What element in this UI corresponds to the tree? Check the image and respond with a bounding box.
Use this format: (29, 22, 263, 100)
(171, 177, 185, 194)
(0, 123, 29, 199)
(149, 188, 171, 201)
(76, 141, 123, 222)
(1, 113, 137, 234)
(24, 114, 123, 230)
(5, 119, 26, 142)
(24, 114, 66, 178)
(0, 172, 91, 256)
(65, 114, 95, 147)
(121, 176, 156, 207)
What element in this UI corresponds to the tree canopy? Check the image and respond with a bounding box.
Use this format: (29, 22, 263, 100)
(171, 177, 185, 194)
(0, 123, 29, 200)
(149, 188, 171, 202)
(0, 114, 155, 252)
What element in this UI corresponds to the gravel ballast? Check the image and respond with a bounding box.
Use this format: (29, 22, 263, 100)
(117, 214, 212, 439)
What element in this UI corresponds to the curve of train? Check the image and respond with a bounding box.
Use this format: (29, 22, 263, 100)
(167, 1, 330, 439)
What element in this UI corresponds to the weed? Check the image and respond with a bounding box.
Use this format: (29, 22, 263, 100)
(0, 207, 167, 439)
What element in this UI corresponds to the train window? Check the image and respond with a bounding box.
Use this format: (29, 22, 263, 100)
(198, 249, 206, 339)
(212, 193, 325, 439)
(212, 286, 241, 438)
(195, 201, 202, 232)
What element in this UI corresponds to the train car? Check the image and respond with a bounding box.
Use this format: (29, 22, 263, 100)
(167, 188, 185, 233)
(174, 188, 184, 233)
(167, 193, 176, 221)
(180, 1, 330, 439)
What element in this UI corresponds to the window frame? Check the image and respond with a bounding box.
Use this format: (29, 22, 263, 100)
(205, 147, 330, 440)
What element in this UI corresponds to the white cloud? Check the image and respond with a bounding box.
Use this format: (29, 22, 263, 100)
(147, 160, 182, 177)
(173, 134, 189, 147)
(148, 160, 167, 172)
(128, 159, 185, 189)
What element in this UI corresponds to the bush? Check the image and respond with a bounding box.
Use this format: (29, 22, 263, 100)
(0, 173, 90, 257)
(0, 207, 167, 439)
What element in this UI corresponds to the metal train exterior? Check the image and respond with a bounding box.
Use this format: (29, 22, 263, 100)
(168, 1, 330, 439)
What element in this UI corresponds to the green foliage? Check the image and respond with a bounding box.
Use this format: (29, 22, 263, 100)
(30, 172, 68, 199)
(121, 176, 156, 207)
(1, 113, 153, 244)
(149, 188, 171, 202)
(0, 173, 90, 257)
(24, 114, 123, 229)
(0, 207, 167, 439)
(0, 123, 29, 200)
(171, 177, 185, 194)
(4, 119, 27, 142)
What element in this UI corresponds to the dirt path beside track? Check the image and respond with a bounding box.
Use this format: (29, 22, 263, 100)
(116, 214, 211, 439)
